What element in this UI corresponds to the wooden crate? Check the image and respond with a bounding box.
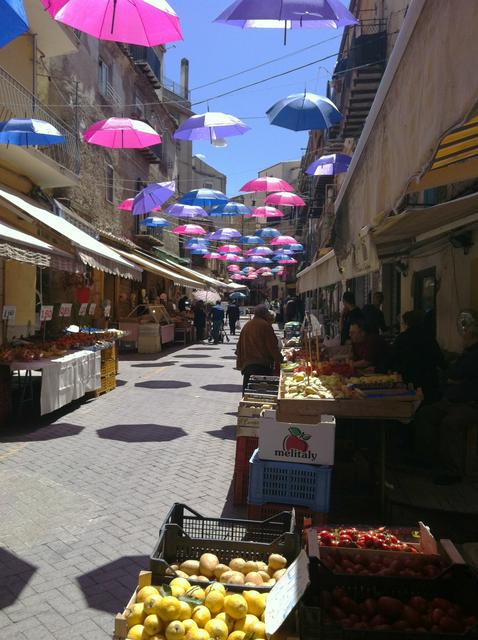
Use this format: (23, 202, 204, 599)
(113, 570, 152, 640)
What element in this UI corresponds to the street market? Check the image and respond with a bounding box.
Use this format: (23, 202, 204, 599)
(1, 1, 478, 639)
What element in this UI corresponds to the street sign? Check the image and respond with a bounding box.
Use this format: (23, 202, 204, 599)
(2, 305, 16, 322)
(40, 305, 54, 322)
(59, 303, 72, 318)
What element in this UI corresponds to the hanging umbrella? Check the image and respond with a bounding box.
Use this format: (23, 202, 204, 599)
(251, 206, 284, 218)
(192, 289, 221, 304)
(267, 93, 342, 131)
(231, 274, 246, 281)
(191, 248, 209, 256)
(0, 0, 29, 48)
(240, 235, 262, 245)
(210, 202, 251, 216)
(264, 192, 305, 207)
(41, 0, 182, 46)
(219, 253, 244, 262)
(240, 176, 294, 193)
(0, 118, 64, 146)
(261, 271, 273, 277)
(218, 244, 241, 254)
(186, 239, 209, 250)
(284, 243, 304, 252)
(273, 252, 293, 261)
(132, 181, 175, 215)
(278, 257, 298, 265)
(242, 267, 255, 274)
(209, 228, 242, 241)
(256, 267, 272, 274)
(203, 252, 221, 259)
(174, 112, 250, 146)
(271, 235, 297, 246)
(227, 264, 241, 272)
(165, 203, 208, 218)
(173, 224, 206, 236)
(255, 227, 281, 239)
(247, 274, 258, 280)
(249, 246, 273, 256)
(118, 198, 134, 211)
(140, 216, 170, 228)
(306, 153, 352, 176)
(272, 266, 284, 273)
(230, 291, 247, 300)
(249, 256, 272, 264)
(179, 189, 228, 207)
(83, 117, 161, 148)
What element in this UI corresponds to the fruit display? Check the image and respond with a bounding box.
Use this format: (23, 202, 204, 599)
(165, 553, 288, 589)
(317, 527, 421, 552)
(283, 371, 358, 400)
(348, 373, 403, 388)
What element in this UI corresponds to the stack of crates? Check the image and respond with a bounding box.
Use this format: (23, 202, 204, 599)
(97, 344, 117, 396)
(247, 409, 335, 528)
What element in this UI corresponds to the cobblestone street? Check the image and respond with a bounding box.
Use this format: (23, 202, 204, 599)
(0, 338, 243, 639)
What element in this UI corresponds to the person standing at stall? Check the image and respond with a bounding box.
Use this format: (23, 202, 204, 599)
(362, 291, 387, 334)
(340, 291, 363, 345)
(226, 301, 240, 336)
(209, 300, 225, 344)
(193, 300, 207, 342)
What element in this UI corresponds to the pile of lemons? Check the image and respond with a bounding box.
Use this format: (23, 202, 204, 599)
(126, 578, 268, 640)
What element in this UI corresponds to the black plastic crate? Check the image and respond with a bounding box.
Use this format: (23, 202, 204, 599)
(150, 503, 300, 591)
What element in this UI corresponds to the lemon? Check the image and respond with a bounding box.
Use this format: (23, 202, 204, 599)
(205, 583, 226, 596)
(253, 621, 266, 638)
(192, 605, 212, 628)
(144, 615, 163, 636)
(204, 591, 224, 615)
(187, 586, 206, 601)
(228, 631, 245, 640)
(165, 620, 186, 640)
(234, 614, 259, 633)
(144, 594, 163, 616)
(137, 586, 160, 603)
(177, 601, 193, 621)
(205, 619, 229, 640)
(171, 578, 192, 592)
(215, 612, 235, 632)
(126, 603, 145, 629)
(183, 619, 198, 633)
(158, 597, 182, 622)
(224, 595, 248, 620)
(127, 624, 147, 639)
(242, 591, 266, 618)
(186, 628, 210, 640)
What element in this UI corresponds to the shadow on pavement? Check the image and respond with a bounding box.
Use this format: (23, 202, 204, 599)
(0, 423, 84, 442)
(76, 555, 150, 614)
(187, 347, 220, 351)
(207, 425, 236, 440)
(135, 380, 191, 389)
(174, 354, 211, 359)
(97, 424, 187, 443)
(220, 480, 245, 519)
(131, 361, 177, 368)
(224, 411, 238, 417)
(115, 379, 127, 387)
(0, 549, 37, 609)
(201, 384, 242, 393)
(180, 364, 223, 369)
(221, 356, 236, 360)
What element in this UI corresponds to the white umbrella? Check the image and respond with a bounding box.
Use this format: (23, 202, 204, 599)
(192, 289, 221, 304)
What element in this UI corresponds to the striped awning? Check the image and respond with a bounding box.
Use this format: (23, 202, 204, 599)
(430, 115, 478, 171)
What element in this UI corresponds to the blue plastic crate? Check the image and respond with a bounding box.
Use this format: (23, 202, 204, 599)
(248, 449, 332, 512)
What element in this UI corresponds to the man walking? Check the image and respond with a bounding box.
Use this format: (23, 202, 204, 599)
(209, 301, 225, 344)
(236, 304, 282, 394)
(226, 301, 240, 336)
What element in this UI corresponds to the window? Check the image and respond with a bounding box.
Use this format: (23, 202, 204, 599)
(98, 58, 112, 98)
(203, 182, 213, 189)
(106, 164, 114, 203)
(133, 90, 145, 120)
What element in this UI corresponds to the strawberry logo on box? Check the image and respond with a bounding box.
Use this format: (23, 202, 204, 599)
(275, 427, 317, 461)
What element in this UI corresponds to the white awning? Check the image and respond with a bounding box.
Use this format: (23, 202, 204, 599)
(162, 258, 231, 290)
(297, 251, 343, 293)
(117, 250, 202, 288)
(0, 187, 142, 281)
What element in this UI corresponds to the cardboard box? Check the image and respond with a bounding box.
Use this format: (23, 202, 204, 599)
(259, 410, 335, 467)
(138, 335, 161, 354)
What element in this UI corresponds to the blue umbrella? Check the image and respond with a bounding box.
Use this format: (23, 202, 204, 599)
(132, 181, 176, 215)
(179, 188, 228, 207)
(0, 0, 29, 48)
(248, 256, 272, 264)
(165, 203, 208, 218)
(272, 252, 293, 260)
(186, 238, 208, 249)
(283, 243, 304, 252)
(140, 216, 171, 228)
(0, 118, 65, 146)
(191, 247, 210, 256)
(306, 153, 351, 176)
(255, 227, 281, 239)
(240, 235, 262, 245)
(266, 93, 342, 131)
(210, 202, 252, 216)
(230, 292, 246, 300)
(271, 266, 284, 273)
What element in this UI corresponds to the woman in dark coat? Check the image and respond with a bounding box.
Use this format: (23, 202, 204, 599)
(193, 301, 207, 341)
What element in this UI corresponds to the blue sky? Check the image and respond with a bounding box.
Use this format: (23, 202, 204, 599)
(165, 1, 342, 196)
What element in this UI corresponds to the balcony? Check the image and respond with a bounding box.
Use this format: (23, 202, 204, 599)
(128, 46, 162, 89)
(0, 65, 80, 187)
(161, 75, 191, 112)
(139, 142, 164, 165)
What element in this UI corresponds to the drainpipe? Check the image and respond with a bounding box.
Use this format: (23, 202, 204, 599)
(32, 33, 37, 114)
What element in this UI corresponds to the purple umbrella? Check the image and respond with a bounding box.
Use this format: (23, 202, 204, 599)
(248, 256, 272, 265)
(173, 112, 250, 144)
(132, 181, 175, 215)
(209, 228, 242, 241)
(306, 153, 352, 176)
(165, 203, 208, 218)
(249, 246, 273, 256)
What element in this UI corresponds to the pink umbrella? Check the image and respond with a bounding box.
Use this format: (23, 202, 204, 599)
(240, 177, 294, 193)
(219, 253, 243, 262)
(262, 272, 273, 277)
(271, 235, 297, 245)
(83, 118, 161, 148)
(41, 0, 182, 47)
(227, 265, 241, 272)
(203, 252, 221, 259)
(247, 274, 258, 280)
(264, 192, 305, 207)
(118, 198, 134, 211)
(251, 206, 284, 218)
(278, 257, 298, 265)
(256, 267, 272, 274)
(218, 244, 241, 254)
(173, 224, 206, 236)
(231, 274, 246, 281)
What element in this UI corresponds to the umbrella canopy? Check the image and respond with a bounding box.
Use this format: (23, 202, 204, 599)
(0, 0, 29, 48)
(165, 203, 208, 218)
(173, 112, 250, 142)
(306, 153, 352, 176)
(267, 92, 342, 131)
(191, 247, 209, 256)
(0, 118, 64, 146)
(204, 252, 221, 259)
(261, 271, 273, 277)
(179, 189, 228, 207)
(240, 176, 294, 193)
(218, 244, 241, 254)
(251, 206, 284, 218)
(230, 291, 247, 300)
(231, 274, 246, 281)
(227, 264, 241, 271)
(285, 243, 305, 252)
(256, 267, 272, 274)
(173, 224, 206, 236)
(132, 181, 175, 215)
(271, 235, 297, 246)
(240, 235, 262, 245)
(41, 0, 182, 46)
(186, 239, 209, 249)
(248, 256, 272, 264)
(83, 117, 161, 148)
(209, 228, 242, 241)
(140, 216, 170, 228)
(273, 252, 293, 260)
(209, 202, 251, 216)
(278, 257, 298, 265)
(219, 253, 244, 262)
(192, 289, 221, 303)
(249, 246, 273, 256)
(242, 267, 255, 274)
(118, 198, 134, 211)
(264, 192, 305, 207)
(255, 227, 281, 239)
(246, 273, 258, 279)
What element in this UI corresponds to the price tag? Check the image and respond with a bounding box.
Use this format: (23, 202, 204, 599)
(2, 305, 16, 322)
(89, 303, 96, 315)
(104, 304, 111, 318)
(40, 305, 54, 322)
(78, 303, 88, 316)
(59, 303, 72, 318)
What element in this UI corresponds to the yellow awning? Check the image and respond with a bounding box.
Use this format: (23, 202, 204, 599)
(431, 115, 478, 170)
(116, 250, 202, 288)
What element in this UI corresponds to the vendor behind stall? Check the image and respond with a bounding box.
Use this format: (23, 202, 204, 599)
(349, 321, 390, 373)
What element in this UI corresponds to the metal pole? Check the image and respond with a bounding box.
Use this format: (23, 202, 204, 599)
(32, 34, 37, 115)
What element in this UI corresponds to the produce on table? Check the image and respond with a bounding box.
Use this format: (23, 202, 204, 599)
(317, 527, 420, 552)
(283, 372, 358, 400)
(321, 588, 477, 633)
(348, 373, 403, 387)
(124, 578, 269, 640)
(165, 553, 288, 588)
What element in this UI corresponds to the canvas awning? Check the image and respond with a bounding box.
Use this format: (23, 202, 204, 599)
(297, 251, 343, 293)
(0, 187, 142, 281)
(162, 259, 232, 290)
(116, 250, 202, 288)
